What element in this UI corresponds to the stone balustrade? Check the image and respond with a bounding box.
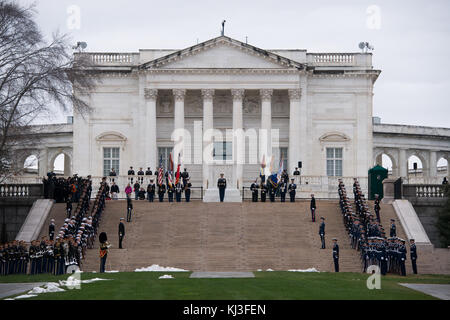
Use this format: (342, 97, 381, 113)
(0, 184, 43, 198)
(403, 184, 446, 198)
(78, 52, 139, 66)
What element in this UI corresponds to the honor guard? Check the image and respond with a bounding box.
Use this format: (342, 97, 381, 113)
(310, 194, 316, 222)
(126, 197, 133, 222)
(399, 239, 407, 276)
(269, 184, 276, 202)
(374, 194, 381, 222)
(181, 168, 189, 186)
(49, 219, 55, 241)
(184, 178, 192, 202)
(319, 217, 326, 249)
(260, 183, 267, 202)
(147, 179, 156, 202)
(145, 167, 153, 175)
(288, 178, 296, 202)
(251, 180, 259, 202)
(410, 239, 418, 274)
(118, 218, 125, 249)
(167, 183, 174, 202)
(217, 173, 227, 202)
(158, 183, 166, 202)
(390, 219, 397, 237)
(175, 182, 183, 202)
(332, 238, 339, 272)
(280, 180, 287, 202)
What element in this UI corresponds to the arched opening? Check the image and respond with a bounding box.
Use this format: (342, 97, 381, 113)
(408, 155, 423, 175)
(51, 153, 71, 176)
(375, 152, 396, 176)
(23, 155, 38, 174)
(437, 157, 448, 176)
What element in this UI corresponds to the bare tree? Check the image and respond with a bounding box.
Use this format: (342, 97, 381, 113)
(0, 1, 96, 182)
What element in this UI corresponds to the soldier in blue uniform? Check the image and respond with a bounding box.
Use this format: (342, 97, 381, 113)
(251, 179, 258, 202)
(269, 183, 276, 202)
(126, 197, 133, 222)
(118, 218, 125, 249)
(49, 219, 55, 241)
(175, 181, 183, 202)
(374, 194, 381, 222)
(410, 238, 418, 274)
(217, 173, 227, 202)
(260, 182, 267, 202)
(288, 178, 296, 202)
(184, 178, 192, 202)
(158, 183, 166, 202)
(332, 238, 339, 272)
(399, 239, 407, 276)
(280, 180, 287, 202)
(310, 194, 316, 222)
(390, 219, 397, 237)
(319, 217, 326, 249)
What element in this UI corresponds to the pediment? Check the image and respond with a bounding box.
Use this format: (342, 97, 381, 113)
(139, 36, 304, 70)
(96, 131, 127, 142)
(319, 132, 351, 142)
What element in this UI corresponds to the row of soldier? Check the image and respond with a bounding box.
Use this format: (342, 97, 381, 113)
(0, 177, 108, 276)
(338, 178, 418, 276)
(250, 170, 298, 202)
(43, 173, 92, 204)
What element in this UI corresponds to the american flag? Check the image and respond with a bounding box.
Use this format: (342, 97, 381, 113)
(158, 154, 164, 186)
(175, 153, 181, 185)
(167, 152, 174, 188)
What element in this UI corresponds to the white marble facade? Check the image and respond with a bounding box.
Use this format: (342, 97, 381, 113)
(72, 36, 381, 194)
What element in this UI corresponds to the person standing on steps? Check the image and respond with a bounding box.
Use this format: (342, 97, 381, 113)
(410, 238, 418, 274)
(399, 239, 407, 276)
(158, 182, 166, 202)
(147, 179, 156, 202)
(126, 197, 133, 222)
(310, 194, 316, 222)
(332, 238, 339, 272)
(374, 194, 381, 222)
(99, 232, 109, 273)
(288, 178, 296, 202)
(217, 173, 227, 202)
(251, 179, 258, 202)
(49, 219, 55, 241)
(319, 217, 326, 249)
(118, 218, 125, 249)
(184, 178, 192, 202)
(390, 219, 397, 237)
(175, 181, 183, 202)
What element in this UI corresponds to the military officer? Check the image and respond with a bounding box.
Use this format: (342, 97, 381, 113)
(147, 179, 156, 202)
(319, 217, 326, 249)
(269, 184, 276, 202)
(167, 183, 174, 202)
(175, 181, 183, 202)
(390, 219, 397, 237)
(118, 218, 125, 249)
(280, 179, 287, 202)
(181, 168, 190, 186)
(399, 239, 407, 276)
(410, 238, 418, 274)
(332, 238, 339, 272)
(184, 178, 192, 202)
(126, 197, 133, 222)
(49, 219, 55, 241)
(260, 183, 267, 202)
(288, 178, 296, 202)
(145, 167, 153, 175)
(158, 183, 166, 202)
(217, 173, 227, 202)
(374, 194, 381, 222)
(310, 194, 316, 222)
(250, 179, 259, 202)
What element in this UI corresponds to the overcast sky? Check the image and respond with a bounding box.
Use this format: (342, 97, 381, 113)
(19, 0, 450, 128)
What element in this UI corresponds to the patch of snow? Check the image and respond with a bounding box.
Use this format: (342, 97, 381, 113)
(266, 268, 274, 271)
(29, 283, 65, 294)
(159, 274, 174, 279)
(13, 294, 38, 299)
(135, 264, 189, 272)
(288, 268, 320, 273)
(257, 269, 262, 271)
(105, 270, 119, 273)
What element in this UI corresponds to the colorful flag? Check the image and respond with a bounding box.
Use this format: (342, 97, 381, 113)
(158, 154, 164, 186)
(175, 153, 181, 185)
(277, 154, 284, 184)
(167, 152, 174, 188)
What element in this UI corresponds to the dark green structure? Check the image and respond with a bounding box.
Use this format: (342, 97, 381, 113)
(368, 165, 388, 200)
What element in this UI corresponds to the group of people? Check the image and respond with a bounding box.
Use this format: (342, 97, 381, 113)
(249, 170, 299, 202)
(43, 173, 92, 204)
(1, 177, 108, 276)
(338, 178, 417, 276)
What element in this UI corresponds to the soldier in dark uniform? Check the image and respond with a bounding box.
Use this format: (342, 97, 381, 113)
(118, 218, 125, 249)
(251, 179, 258, 202)
(145, 167, 152, 175)
(332, 238, 339, 272)
(390, 219, 397, 237)
(260, 183, 267, 202)
(175, 182, 183, 202)
(181, 168, 189, 186)
(167, 183, 174, 202)
(399, 239, 407, 276)
(66, 198, 72, 218)
(217, 173, 227, 202)
(288, 178, 296, 202)
(137, 167, 144, 184)
(133, 181, 140, 200)
(374, 194, 381, 222)
(269, 183, 276, 202)
(280, 179, 287, 202)
(184, 178, 192, 202)
(29, 241, 37, 275)
(310, 194, 316, 222)
(99, 232, 109, 273)
(319, 217, 326, 249)
(158, 183, 166, 202)
(128, 166, 135, 183)
(126, 197, 133, 222)
(410, 238, 418, 274)
(147, 179, 156, 202)
(49, 219, 55, 241)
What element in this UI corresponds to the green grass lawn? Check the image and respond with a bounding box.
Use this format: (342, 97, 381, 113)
(1, 272, 449, 300)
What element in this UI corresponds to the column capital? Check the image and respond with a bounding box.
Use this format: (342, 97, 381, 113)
(231, 88, 245, 101)
(260, 89, 273, 101)
(144, 88, 158, 100)
(288, 88, 302, 100)
(173, 89, 186, 101)
(201, 89, 215, 101)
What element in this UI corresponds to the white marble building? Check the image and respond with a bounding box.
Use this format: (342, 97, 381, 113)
(69, 35, 380, 198)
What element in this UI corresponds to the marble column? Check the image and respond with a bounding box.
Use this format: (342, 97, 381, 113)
(38, 148, 48, 177)
(260, 89, 273, 173)
(201, 89, 214, 189)
(288, 89, 301, 175)
(173, 89, 186, 169)
(399, 148, 407, 178)
(144, 88, 158, 170)
(231, 89, 245, 189)
(429, 150, 437, 177)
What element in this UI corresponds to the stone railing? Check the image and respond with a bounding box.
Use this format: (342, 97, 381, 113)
(0, 184, 43, 198)
(403, 184, 446, 198)
(77, 52, 139, 66)
(307, 53, 372, 67)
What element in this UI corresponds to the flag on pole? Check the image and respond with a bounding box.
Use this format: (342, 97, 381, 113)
(167, 152, 174, 188)
(276, 154, 284, 184)
(260, 154, 266, 177)
(158, 154, 164, 186)
(175, 153, 181, 185)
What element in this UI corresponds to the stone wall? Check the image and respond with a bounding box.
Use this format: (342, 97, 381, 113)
(0, 199, 35, 242)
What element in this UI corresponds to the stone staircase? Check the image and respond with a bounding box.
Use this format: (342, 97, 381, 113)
(39, 199, 443, 274)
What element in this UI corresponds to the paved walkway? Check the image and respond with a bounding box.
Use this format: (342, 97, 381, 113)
(399, 283, 450, 300)
(190, 272, 255, 278)
(0, 282, 46, 299)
